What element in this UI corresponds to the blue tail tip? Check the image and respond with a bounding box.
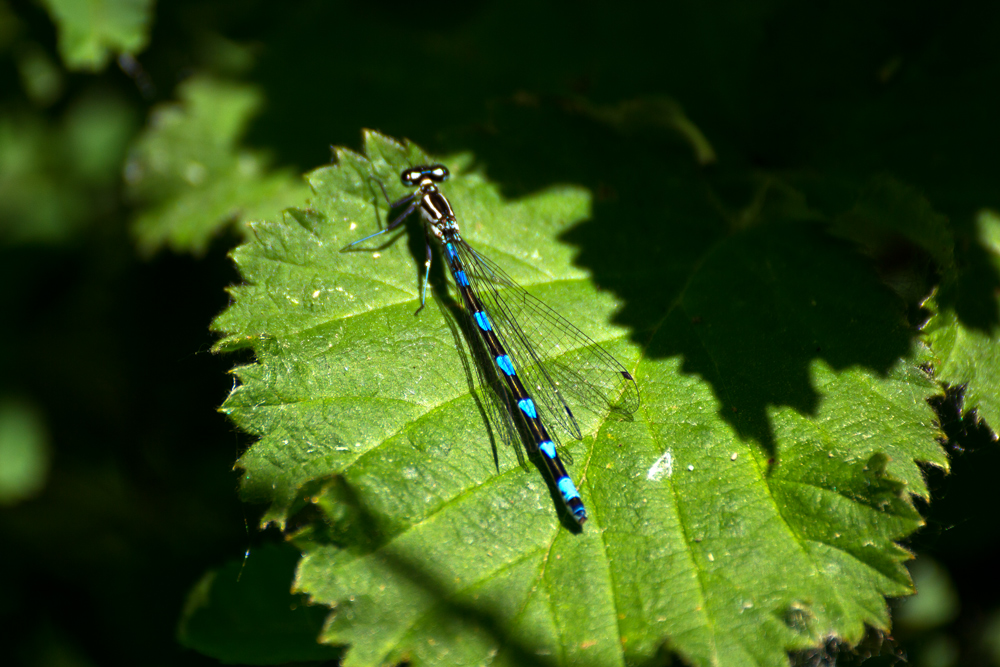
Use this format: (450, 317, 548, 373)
(567, 497, 588, 525)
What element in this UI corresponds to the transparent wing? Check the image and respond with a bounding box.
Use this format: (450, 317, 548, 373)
(453, 240, 640, 444)
(454, 304, 530, 469)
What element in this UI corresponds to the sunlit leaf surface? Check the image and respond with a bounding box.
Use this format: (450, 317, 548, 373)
(214, 131, 947, 666)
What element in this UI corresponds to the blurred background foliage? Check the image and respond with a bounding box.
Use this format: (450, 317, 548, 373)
(0, 0, 998, 665)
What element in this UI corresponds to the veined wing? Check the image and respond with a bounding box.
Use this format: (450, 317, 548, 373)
(453, 240, 640, 443)
(452, 300, 530, 469)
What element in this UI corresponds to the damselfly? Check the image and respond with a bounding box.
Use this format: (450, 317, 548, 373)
(342, 164, 639, 525)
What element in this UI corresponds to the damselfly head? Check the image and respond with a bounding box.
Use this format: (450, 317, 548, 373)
(401, 164, 450, 186)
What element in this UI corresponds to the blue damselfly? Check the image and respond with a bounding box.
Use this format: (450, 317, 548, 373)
(342, 164, 639, 525)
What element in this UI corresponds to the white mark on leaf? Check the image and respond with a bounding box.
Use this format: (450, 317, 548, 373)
(647, 449, 673, 481)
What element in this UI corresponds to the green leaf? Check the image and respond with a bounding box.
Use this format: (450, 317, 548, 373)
(15, 42, 65, 107)
(214, 131, 947, 666)
(831, 176, 955, 273)
(178, 542, 341, 665)
(0, 398, 51, 505)
(127, 76, 309, 256)
(39, 0, 154, 71)
(923, 209, 1000, 435)
(0, 91, 136, 244)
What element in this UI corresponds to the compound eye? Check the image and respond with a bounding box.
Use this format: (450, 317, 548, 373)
(400, 168, 420, 185)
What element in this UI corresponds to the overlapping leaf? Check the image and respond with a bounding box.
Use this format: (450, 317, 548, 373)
(127, 76, 308, 255)
(923, 210, 1000, 436)
(215, 131, 947, 666)
(39, 0, 154, 71)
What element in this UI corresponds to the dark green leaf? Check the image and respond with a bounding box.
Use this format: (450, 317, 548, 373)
(831, 176, 955, 273)
(178, 542, 340, 665)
